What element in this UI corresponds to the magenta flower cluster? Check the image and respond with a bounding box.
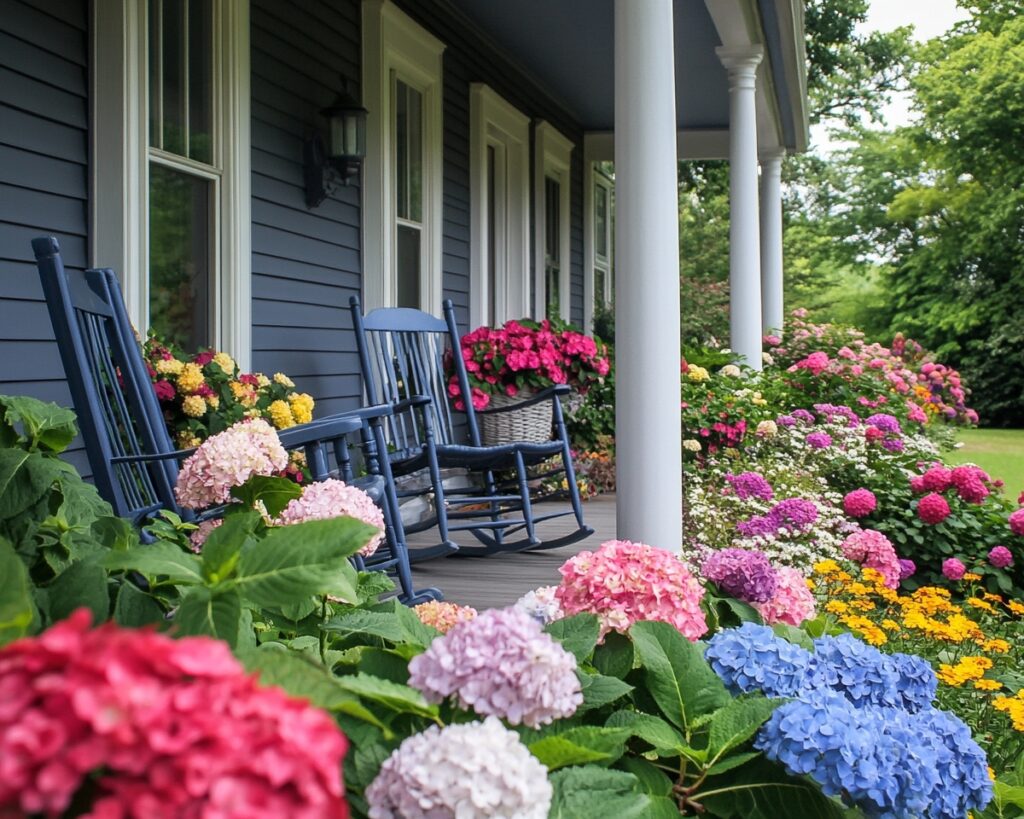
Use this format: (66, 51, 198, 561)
(175, 418, 288, 510)
(275, 478, 385, 557)
(841, 529, 902, 589)
(738, 498, 820, 538)
(942, 558, 967, 581)
(805, 431, 833, 449)
(988, 546, 1013, 569)
(366, 718, 551, 819)
(725, 471, 774, 502)
(1011, 508, 1024, 537)
(702, 548, 778, 603)
(555, 540, 708, 640)
(917, 492, 952, 525)
(408, 608, 581, 728)
(0, 611, 349, 818)
(843, 488, 877, 518)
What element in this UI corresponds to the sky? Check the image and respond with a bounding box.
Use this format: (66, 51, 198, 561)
(810, 0, 971, 151)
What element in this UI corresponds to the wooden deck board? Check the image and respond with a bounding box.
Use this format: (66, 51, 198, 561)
(408, 494, 617, 609)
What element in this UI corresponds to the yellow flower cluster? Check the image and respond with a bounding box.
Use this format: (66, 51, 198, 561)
(176, 363, 205, 394)
(686, 364, 710, 382)
(212, 352, 235, 373)
(289, 392, 314, 425)
(994, 691, 1024, 731)
(936, 656, 992, 687)
(268, 399, 296, 430)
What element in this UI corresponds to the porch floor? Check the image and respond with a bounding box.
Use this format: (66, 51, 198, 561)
(407, 494, 616, 609)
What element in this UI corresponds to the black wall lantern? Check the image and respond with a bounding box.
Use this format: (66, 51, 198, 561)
(304, 81, 368, 208)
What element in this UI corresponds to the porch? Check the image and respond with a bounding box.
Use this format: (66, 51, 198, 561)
(410, 495, 616, 609)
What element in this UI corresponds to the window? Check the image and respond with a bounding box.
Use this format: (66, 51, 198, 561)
(533, 122, 573, 321)
(362, 1, 444, 313)
(92, 0, 251, 365)
(592, 169, 614, 311)
(469, 84, 529, 327)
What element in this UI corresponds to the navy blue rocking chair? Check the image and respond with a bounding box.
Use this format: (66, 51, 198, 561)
(32, 237, 439, 604)
(350, 296, 593, 557)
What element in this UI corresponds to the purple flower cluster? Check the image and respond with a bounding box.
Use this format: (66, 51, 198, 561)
(805, 431, 832, 449)
(813, 403, 859, 426)
(407, 608, 582, 728)
(725, 471, 774, 502)
(791, 409, 815, 425)
(702, 548, 778, 603)
(865, 413, 902, 434)
(776, 414, 797, 427)
(737, 498, 819, 538)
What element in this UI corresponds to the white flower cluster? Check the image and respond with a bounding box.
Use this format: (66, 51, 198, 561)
(366, 717, 552, 819)
(514, 586, 565, 625)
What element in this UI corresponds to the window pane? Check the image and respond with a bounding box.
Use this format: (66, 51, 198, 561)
(545, 176, 560, 319)
(395, 80, 423, 223)
(149, 163, 212, 350)
(595, 184, 608, 258)
(160, 0, 186, 155)
(594, 266, 606, 309)
(396, 224, 421, 308)
(148, 0, 161, 148)
(487, 144, 497, 324)
(187, 0, 213, 163)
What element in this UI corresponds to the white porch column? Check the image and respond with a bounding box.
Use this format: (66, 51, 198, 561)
(760, 149, 785, 336)
(613, 0, 682, 551)
(717, 46, 764, 370)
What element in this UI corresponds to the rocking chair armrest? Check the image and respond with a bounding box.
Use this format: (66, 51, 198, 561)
(473, 384, 570, 415)
(391, 395, 432, 413)
(109, 448, 195, 465)
(277, 415, 365, 448)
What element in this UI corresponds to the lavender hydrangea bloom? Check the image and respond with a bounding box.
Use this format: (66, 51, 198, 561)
(791, 409, 815, 425)
(805, 431, 832, 449)
(813, 403, 859, 426)
(899, 558, 916, 580)
(866, 413, 902, 433)
(366, 717, 552, 819)
(770, 498, 819, 529)
(776, 414, 797, 427)
(704, 623, 812, 697)
(725, 471, 774, 502)
(882, 438, 905, 452)
(407, 607, 582, 728)
(736, 513, 778, 538)
(702, 548, 779, 603)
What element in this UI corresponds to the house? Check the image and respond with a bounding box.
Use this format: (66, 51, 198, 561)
(0, 0, 808, 551)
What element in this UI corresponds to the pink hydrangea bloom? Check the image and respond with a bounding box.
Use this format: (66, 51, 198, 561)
(942, 558, 966, 581)
(988, 546, 1013, 569)
(841, 529, 901, 588)
(412, 601, 478, 634)
(909, 475, 927, 494)
(843, 488, 877, 519)
(921, 466, 952, 493)
(275, 479, 385, 557)
(555, 540, 707, 640)
(1011, 508, 1024, 537)
(175, 419, 288, 510)
(950, 465, 990, 504)
(753, 566, 816, 626)
(366, 718, 551, 819)
(917, 493, 952, 525)
(0, 610, 348, 818)
(408, 608, 581, 728)
(189, 517, 223, 552)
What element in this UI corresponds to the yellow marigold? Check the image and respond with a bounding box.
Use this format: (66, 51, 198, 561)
(841, 615, 887, 646)
(256, 373, 271, 388)
(967, 597, 996, 614)
(273, 372, 296, 388)
(154, 357, 185, 376)
(981, 592, 1003, 604)
(849, 599, 876, 612)
(814, 559, 842, 577)
(176, 363, 205, 394)
(181, 395, 207, 418)
(268, 399, 295, 430)
(963, 572, 982, 582)
(978, 638, 1011, 654)
(825, 600, 849, 615)
(288, 392, 314, 425)
(1007, 600, 1024, 616)
(881, 619, 901, 632)
(973, 679, 1002, 692)
(993, 691, 1024, 731)
(861, 568, 887, 586)
(847, 582, 872, 597)
(212, 352, 236, 373)
(206, 395, 220, 410)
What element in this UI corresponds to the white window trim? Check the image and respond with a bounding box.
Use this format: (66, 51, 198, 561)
(469, 84, 529, 328)
(585, 166, 614, 329)
(91, 0, 251, 368)
(362, 0, 445, 314)
(533, 121, 573, 322)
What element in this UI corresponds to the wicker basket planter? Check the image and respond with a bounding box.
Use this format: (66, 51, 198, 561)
(477, 390, 553, 446)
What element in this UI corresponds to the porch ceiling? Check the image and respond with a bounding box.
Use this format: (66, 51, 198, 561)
(447, 0, 806, 150)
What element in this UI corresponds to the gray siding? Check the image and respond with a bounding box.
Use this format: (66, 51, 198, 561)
(0, 0, 90, 475)
(396, 0, 587, 333)
(249, 0, 365, 417)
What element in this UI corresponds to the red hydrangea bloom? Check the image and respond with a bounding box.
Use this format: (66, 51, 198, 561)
(950, 465, 990, 504)
(153, 380, 175, 401)
(917, 493, 951, 525)
(909, 475, 927, 494)
(0, 611, 349, 818)
(843, 489, 877, 519)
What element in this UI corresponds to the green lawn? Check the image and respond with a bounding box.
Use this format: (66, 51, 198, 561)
(947, 428, 1024, 500)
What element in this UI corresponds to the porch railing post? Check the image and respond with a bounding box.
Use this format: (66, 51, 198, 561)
(718, 46, 764, 370)
(760, 149, 785, 336)
(613, 0, 682, 551)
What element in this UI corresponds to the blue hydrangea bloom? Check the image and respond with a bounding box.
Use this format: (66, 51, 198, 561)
(888, 652, 938, 713)
(704, 623, 812, 698)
